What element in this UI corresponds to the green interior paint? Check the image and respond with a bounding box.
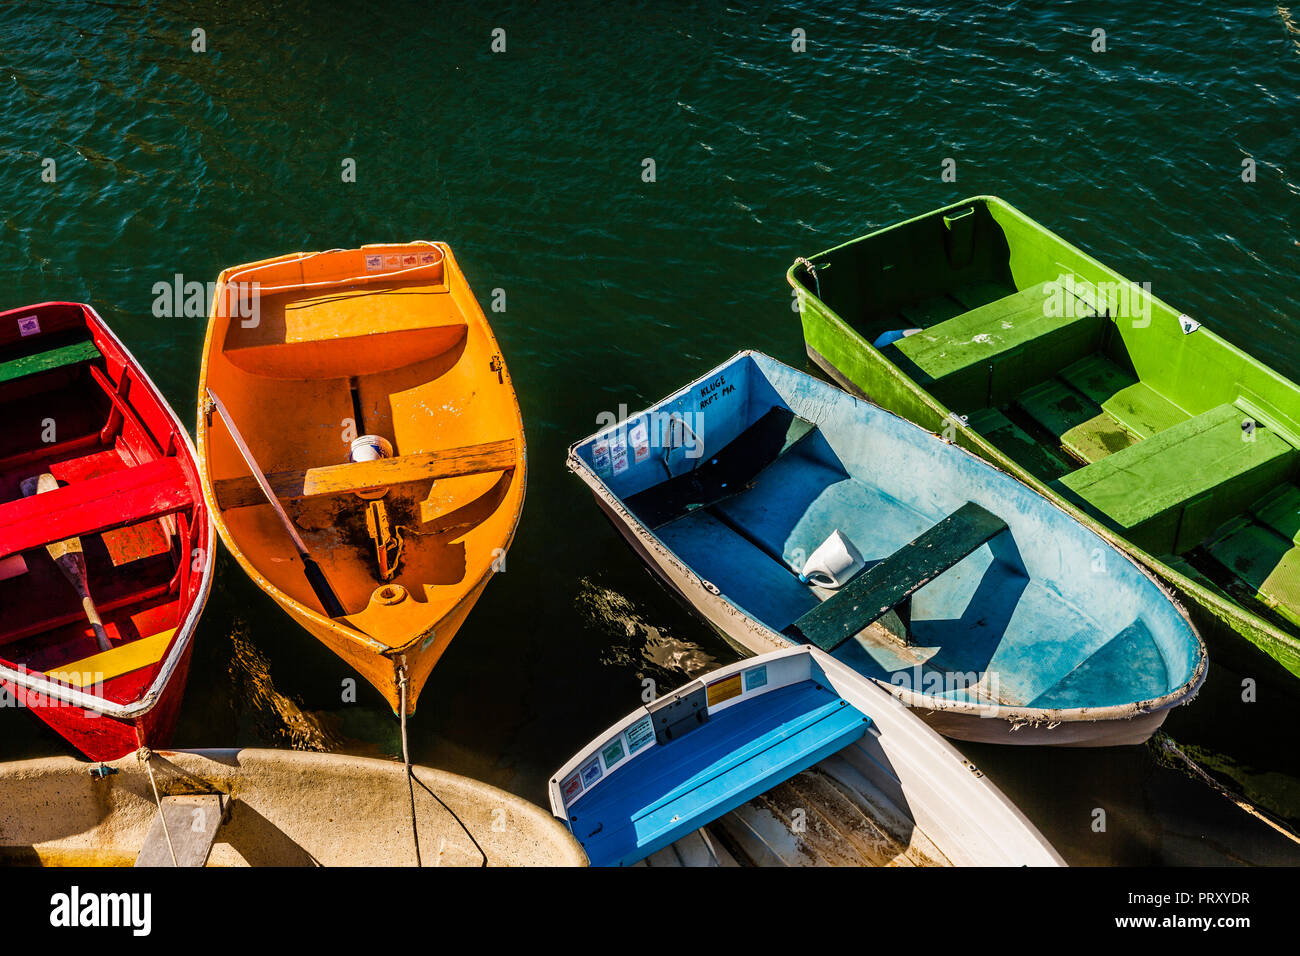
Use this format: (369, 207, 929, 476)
(789, 196, 1300, 683)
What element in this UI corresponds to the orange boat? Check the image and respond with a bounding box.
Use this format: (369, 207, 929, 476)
(196, 243, 525, 715)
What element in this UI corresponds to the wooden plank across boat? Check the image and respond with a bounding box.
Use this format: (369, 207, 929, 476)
(0, 301, 213, 760)
(0, 748, 585, 867)
(788, 196, 1300, 686)
(567, 351, 1207, 746)
(551, 645, 1064, 866)
(196, 243, 525, 715)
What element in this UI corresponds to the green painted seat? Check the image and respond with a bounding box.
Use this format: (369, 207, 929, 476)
(1056, 403, 1298, 555)
(1251, 484, 1300, 544)
(0, 336, 100, 386)
(884, 285, 1105, 408)
(1201, 484, 1300, 627)
(1014, 357, 1189, 465)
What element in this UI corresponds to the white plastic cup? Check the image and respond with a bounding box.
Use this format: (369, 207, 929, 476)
(350, 435, 393, 463)
(799, 529, 865, 589)
(350, 435, 394, 500)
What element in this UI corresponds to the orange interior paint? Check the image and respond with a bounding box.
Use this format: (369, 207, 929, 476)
(197, 243, 526, 715)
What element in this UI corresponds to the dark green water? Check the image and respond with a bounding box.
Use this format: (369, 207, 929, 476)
(2, 1, 1298, 864)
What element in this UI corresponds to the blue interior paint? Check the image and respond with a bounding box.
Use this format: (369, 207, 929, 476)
(567, 680, 869, 867)
(575, 353, 1203, 711)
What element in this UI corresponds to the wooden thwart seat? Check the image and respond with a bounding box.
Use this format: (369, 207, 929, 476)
(212, 438, 517, 510)
(0, 336, 100, 386)
(784, 502, 1008, 653)
(884, 284, 1105, 407)
(1055, 403, 1298, 555)
(568, 681, 869, 867)
(135, 793, 228, 867)
(0, 457, 192, 558)
(45, 628, 177, 686)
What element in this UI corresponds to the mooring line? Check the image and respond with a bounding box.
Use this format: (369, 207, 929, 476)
(398, 664, 422, 867)
(1155, 734, 1300, 847)
(137, 747, 179, 866)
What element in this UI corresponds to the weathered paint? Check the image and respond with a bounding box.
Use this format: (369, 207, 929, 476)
(0, 301, 215, 760)
(788, 196, 1300, 687)
(554, 646, 1064, 867)
(567, 351, 1207, 747)
(0, 748, 586, 867)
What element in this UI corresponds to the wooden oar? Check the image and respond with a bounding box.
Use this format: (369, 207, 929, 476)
(206, 388, 347, 618)
(20, 473, 112, 652)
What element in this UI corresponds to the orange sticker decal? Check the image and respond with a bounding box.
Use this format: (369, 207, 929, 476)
(706, 673, 743, 707)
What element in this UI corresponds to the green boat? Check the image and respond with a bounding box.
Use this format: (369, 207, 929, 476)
(787, 195, 1300, 686)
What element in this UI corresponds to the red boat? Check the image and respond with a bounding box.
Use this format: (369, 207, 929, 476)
(0, 301, 212, 760)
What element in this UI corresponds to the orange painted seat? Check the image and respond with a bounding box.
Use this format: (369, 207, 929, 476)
(0, 457, 191, 558)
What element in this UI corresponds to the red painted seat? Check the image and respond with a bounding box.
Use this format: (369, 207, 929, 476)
(0, 457, 192, 558)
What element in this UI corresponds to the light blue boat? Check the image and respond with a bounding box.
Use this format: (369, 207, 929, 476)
(567, 351, 1206, 746)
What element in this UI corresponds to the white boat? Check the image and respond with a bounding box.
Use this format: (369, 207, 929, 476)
(551, 645, 1064, 867)
(0, 748, 586, 867)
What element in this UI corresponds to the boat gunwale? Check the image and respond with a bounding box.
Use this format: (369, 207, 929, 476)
(785, 195, 1300, 678)
(565, 349, 1207, 728)
(0, 301, 215, 718)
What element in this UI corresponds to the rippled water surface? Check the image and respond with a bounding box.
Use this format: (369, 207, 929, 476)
(1, 1, 1298, 864)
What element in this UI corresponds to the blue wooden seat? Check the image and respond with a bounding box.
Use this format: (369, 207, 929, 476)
(567, 681, 869, 867)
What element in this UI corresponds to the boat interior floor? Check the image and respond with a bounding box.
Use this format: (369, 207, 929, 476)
(954, 345, 1300, 632)
(0, 350, 188, 698)
(635, 406, 1174, 708)
(641, 752, 951, 867)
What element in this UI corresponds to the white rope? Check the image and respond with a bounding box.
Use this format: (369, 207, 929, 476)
(137, 747, 179, 867)
(398, 664, 422, 867)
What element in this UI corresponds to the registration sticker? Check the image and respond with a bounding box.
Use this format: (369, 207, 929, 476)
(592, 438, 611, 475)
(601, 738, 625, 769)
(706, 673, 743, 707)
(561, 771, 584, 804)
(579, 756, 603, 788)
(383, 254, 401, 270)
(626, 715, 654, 754)
(365, 254, 383, 272)
(18, 315, 39, 337)
(610, 434, 629, 476)
(630, 419, 650, 464)
(420, 252, 438, 265)
(401, 254, 418, 267)
(744, 665, 768, 692)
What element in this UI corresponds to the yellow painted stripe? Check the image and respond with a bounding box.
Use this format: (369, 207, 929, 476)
(45, 628, 177, 686)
